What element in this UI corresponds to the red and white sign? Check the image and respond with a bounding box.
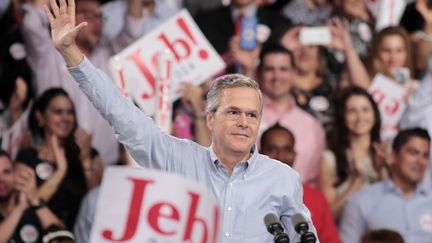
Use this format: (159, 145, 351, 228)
(368, 74, 407, 141)
(155, 51, 173, 133)
(1, 106, 30, 159)
(90, 167, 221, 243)
(109, 10, 226, 116)
(366, 0, 406, 31)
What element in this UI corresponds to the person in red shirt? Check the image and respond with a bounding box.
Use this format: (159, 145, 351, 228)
(260, 123, 341, 243)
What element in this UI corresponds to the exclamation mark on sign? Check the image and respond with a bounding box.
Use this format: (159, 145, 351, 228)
(177, 17, 209, 60)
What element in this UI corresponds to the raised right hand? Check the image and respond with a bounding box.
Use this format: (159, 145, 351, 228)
(43, 0, 87, 51)
(50, 135, 68, 172)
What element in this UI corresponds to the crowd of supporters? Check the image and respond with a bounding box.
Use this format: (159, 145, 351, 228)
(1, 0, 432, 242)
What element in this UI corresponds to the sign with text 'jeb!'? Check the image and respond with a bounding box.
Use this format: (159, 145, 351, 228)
(89, 167, 221, 243)
(109, 10, 226, 116)
(368, 74, 407, 141)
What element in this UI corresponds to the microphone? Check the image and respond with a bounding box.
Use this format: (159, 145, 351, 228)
(291, 213, 317, 243)
(264, 213, 290, 243)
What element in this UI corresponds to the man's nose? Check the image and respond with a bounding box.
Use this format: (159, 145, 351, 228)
(237, 113, 248, 127)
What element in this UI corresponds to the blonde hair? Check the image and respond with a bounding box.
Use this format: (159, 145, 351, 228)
(368, 26, 413, 79)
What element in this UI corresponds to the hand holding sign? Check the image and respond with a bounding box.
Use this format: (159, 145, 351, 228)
(368, 74, 407, 141)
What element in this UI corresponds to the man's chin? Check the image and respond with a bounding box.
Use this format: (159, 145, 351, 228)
(230, 144, 254, 155)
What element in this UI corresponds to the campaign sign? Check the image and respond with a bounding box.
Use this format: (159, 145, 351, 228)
(89, 167, 221, 243)
(109, 10, 226, 116)
(368, 74, 407, 141)
(1, 106, 30, 159)
(365, 0, 406, 31)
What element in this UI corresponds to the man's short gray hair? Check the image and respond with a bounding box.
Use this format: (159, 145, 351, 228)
(205, 74, 263, 114)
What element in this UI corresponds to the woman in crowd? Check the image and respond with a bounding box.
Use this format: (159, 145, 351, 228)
(15, 88, 103, 228)
(320, 87, 389, 221)
(344, 26, 414, 89)
(278, 25, 340, 134)
(332, 0, 375, 60)
(368, 27, 414, 83)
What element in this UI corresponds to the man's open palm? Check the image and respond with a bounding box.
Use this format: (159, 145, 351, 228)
(44, 0, 87, 50)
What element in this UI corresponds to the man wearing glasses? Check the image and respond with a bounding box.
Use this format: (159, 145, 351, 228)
(44, 0, 319, 242)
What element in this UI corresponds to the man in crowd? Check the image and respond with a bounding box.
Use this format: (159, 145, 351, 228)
(339, 128, 432, 243)
(43, 0, 318, 242)
(401, 73, 432, 189)
(0, 150, 63, 242)
(257, 45, 326, 187)
(20, 0, 148, 164)
(260, 124, 341, 243)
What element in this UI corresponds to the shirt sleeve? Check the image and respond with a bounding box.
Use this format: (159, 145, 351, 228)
(400, 74, 432, 130)
(280, 174, 320, 243)
(74, 187, 100, 243)
(339, 193, 367, 243)
(68, 57, 175, 171)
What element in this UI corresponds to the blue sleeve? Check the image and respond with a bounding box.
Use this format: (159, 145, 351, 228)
(280, 174, 320, 243)
(74, 187, 100, 243)
(339, 193, 367, 243)
(68, 57, 175, 171)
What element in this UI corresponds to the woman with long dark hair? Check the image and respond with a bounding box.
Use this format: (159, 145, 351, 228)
(320, 86, 389, 221)
(15, 88, 103, 228)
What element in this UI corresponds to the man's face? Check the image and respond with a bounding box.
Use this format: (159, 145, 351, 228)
(207, 87, 261, 157)
(259, 53, 294, 100)
(0, 156, 14, 202)
(75, 1, 103, 49)
(392, 137, 430, 186)
(260, 129, 296, 167)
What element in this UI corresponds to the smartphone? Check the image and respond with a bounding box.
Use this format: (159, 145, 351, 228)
(392, 67, 410, 84)
(240, 16, 257, 50)
(299, 26, 332, 46)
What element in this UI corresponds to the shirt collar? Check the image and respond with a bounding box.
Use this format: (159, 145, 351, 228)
(263, 95, 296, 111)
(208, 144, 258, 171)
(384, 179, 429, 196)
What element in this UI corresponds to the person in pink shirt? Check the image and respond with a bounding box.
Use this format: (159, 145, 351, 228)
(260, 124, 341, 243)
(257, 44, 326, 187)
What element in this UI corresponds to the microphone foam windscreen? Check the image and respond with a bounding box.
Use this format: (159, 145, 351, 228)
(291, 213, 307, 226)
(264, 213, 279, 227)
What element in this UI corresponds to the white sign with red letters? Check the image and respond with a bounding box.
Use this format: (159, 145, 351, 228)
(109, 10, 226, 116)
(1, 106, 30, 159)
(368, 74, 407, 141)
(89, 166, 221, 243)
(365, 0, 406, 31)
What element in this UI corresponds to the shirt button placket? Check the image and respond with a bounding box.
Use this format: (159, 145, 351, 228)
(224, 181, 234, 239)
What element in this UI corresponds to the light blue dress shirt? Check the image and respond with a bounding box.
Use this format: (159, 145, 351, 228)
(68, 57, 319, 243)
(339, 179, 432, 243)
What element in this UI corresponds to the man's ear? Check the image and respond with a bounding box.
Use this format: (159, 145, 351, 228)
(206, 112, 213, 131)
